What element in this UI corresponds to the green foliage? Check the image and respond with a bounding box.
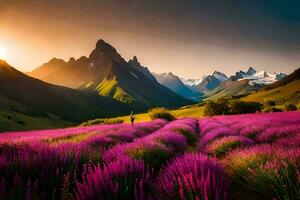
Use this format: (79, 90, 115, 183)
(285, 103, 297, 111)
(212, 141, 241, 158)
(127, 147, 171, 171)
(96, 78, 134, 103)
(174, 128, 198, 145)
(204, 98, 230, 116)
(149, 107, 175, 121)
(226, 158, 300, 200)
(230, 100, 262, 114)
(204, 98, 261, 116)
(265, 99, 276, 106)
(262, 106, 283, 113)
(81, 118, 124, 126)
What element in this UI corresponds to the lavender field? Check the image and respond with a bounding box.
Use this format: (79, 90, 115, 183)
(0, 112, 299, 200)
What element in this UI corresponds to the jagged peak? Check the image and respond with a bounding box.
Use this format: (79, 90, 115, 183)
(77, 56, 89, 62)
(89, 39, 123, 63)
(168, 72, 176, 76)
(129, 56, 140, 65)
(47, 57, 66, 65)
(132, 56, 138, 62)
(212, 70, 221, 75)
(246, 66, 257, 75)
(68, 57, 76, 63)
(96, 39, 107, 48)
(95, 39, 118, 54)
(212, 70, 228, 81)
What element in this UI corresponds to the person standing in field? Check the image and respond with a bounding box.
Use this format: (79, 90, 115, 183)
(130, 111, 135, 126)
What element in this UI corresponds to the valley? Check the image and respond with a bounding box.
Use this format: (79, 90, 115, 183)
(1, 2, 300, 200)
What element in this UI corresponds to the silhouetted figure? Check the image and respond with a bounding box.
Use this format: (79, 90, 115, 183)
(130, 111, 135, 126)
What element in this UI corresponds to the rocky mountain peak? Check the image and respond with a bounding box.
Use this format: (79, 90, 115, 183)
(95, 39, 117, 54)
(129, 56, 140, 66)
(246, 66, 256, 76)
(212, 71, 228, 81)
(68, 57, 76, 63)
(89, 39, 123, 63)
(132, 56, 138, 63)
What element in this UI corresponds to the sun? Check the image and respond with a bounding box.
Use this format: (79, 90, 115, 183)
(0, 47, 7, 60)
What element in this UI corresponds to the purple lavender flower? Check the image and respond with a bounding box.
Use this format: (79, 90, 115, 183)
(155, 153, 228, 200)
(76, 157, 152, 200)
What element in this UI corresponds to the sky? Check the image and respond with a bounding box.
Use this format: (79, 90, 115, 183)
(0, 0, 299, 78)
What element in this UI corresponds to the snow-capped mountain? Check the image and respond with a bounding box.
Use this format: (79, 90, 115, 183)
(236, 67, 286, 86)
(152, 67, 285, 100)
(153, 72, 202, 101)
(180, 78, 203, 86)
(195, 71, 229, 93)
(212, 71, 228, 82)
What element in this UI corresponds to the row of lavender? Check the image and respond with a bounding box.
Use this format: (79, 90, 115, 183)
(75, 118, 212, 200)
(0, 111, 299, 200)
(198, 111, 300, 200)
(0, 120, 169, 199)
(0, 118, 221, 200)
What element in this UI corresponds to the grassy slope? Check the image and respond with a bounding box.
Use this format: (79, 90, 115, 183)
(242, 79, 300, 106)
(96, 78, 134, 103)
(205, 80, 257, 100)
(112, 104, 205, 123)
(0, 110, 70, 132)
(108, 80, 300, 124)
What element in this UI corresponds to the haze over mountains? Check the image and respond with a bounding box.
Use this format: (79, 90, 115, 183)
(153, 72, 202, 101)
(29, 39, 193, 108)
(28, 39, 288, 102)
(0, 59, 130, 123)
(155, 66, 286, 100)
(0, 38, 296, 131)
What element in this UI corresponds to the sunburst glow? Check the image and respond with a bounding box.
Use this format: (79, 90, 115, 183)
(0, 47, 7, 60)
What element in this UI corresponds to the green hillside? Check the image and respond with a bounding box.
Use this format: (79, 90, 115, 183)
(29, 39, 193, 108)
(204, 80, 258, 100)
(0, 60, 132, 132)
(0, 110, 69, 132)
(242, 79, 300, 106)
(262, 68, 300, 91)
(90, 104, 205, 124)
(242, 68, 300, 106)
(96, 78, 134, 104)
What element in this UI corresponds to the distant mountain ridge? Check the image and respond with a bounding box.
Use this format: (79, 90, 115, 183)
(229, 66, 286, 86)
(195, 71, 229, 93)
(159, 67, 286, 100)
(153, 72, 202, 100)
(29, 39, 193, 108)
(27, 39, 288, 105)
(204, 67, 287, 99)
(242, 68, 300, 105)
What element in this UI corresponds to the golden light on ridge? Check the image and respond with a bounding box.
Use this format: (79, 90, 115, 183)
(0, 46, 7, 60)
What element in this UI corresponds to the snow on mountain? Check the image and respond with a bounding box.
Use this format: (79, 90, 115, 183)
(153, 72, 202, 100)
(238, 68, 286, 86)
(246, 66, 256, 76)
(180, 78, 203, 86)
(212, 71, 228, 82)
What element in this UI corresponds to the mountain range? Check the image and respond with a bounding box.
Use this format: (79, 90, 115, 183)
(29, 39, 193, 109)
(0, 38, 296, 132)
(153, 72, 202, 101)
(154, 66, 286, 100)
(242, 68, 300, 105)
(0, 40, 195, 130)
